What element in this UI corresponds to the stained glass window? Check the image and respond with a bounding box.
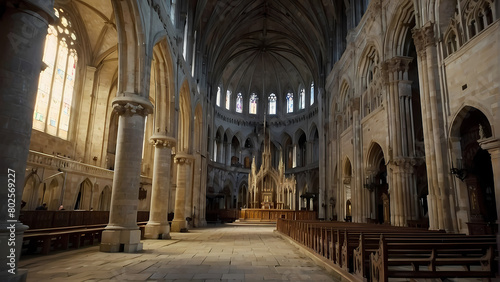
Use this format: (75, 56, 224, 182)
(286, 92, 293, 113)
(249, 93, 258, 114)
(310, 82, 315, 105)
(269, 93, 277, 115)
(236, 93, 243, 113)
(216, 86, 221, 106)
(33, 9, 77, 140)
(299, 88, 305, 109)
(226, 90, 231, 110)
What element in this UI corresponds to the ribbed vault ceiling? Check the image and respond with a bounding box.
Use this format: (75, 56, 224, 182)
(194, 0, 338, 96)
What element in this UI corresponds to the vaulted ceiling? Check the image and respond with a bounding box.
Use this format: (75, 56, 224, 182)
(193, 0, 341, 96)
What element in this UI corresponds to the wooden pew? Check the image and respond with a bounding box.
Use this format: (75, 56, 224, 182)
(370, 235, 497, 281)
(352, 232, 469, 279)
(23, 224, 106, 255)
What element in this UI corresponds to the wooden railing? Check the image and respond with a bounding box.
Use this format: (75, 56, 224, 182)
(239, 209, 317, 221)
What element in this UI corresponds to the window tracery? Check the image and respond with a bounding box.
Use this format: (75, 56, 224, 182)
(286, 92, 293, 113)
(236, 92, 243, 113)
(33, 8, 78, 140)
(269, 93, 277, 115)
(249, 93, 258, 114)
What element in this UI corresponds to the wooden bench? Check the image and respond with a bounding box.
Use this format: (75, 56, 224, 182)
(23, 224, 106, 255)
(337, 227, 443, 272)
(352, 232, 471, 279)
(22, 222, 150, 255)
(370, 235, 497, 281)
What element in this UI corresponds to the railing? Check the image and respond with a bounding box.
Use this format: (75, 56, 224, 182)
(239, 209, 317, 221)
(27, 150, 152, 183)
(27, 150, 114, 179)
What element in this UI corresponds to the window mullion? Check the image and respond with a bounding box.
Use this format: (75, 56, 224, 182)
(56, 48, 71, 137)
(45, 39, 61, 133)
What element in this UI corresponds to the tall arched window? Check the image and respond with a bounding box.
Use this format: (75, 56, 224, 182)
(225, 90, 231, 110)
(33, 8, 78, 140)
(216, 86, 221, 107)
(249, 93, 258, 114)
(236, 92, 243, 113)
(310, 82, 315, 105)
(269, 93, 277, 115)
(299, 88, 305, 110)
(286, 92, 293, 113)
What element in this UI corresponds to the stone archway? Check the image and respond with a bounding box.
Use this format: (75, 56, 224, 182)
(450, 106, 496, 234)
(366, 143, 389, 224)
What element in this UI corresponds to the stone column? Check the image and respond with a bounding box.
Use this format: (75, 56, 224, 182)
(100, 96, 152, 252)
(0, 1, 55, 280)
(479, 137, 500, 272)
(413, 22, 455, 231)
(384, 56, 419, 226)
(171, 153, 193, 232)
(144, 135, 176, 239)
(479, 138, 500, 226)
(351, 97, 365, 222)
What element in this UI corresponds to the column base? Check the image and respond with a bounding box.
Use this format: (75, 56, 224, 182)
(99, 229, 143, 252)
(170, 219, 187, 232)
(144, 223, 171, 239)
(0, 268, 27, 282)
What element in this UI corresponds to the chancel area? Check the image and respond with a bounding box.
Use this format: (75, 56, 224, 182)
(1, 0, 499, 281)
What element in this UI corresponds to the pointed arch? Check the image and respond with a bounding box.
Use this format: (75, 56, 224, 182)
(178, 80, 191, 152)
(74, 178, 93, 210)
(194, 103, 203, 152)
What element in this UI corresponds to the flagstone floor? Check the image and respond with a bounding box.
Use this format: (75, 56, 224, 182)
(19, 223, 340, 281)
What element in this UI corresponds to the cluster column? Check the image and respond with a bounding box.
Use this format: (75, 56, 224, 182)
(144, 134, 176, 239)
(385, 56, 419, 226)
(412, 22, 456, 231)
(100, 95, 153, 252)
(0, 1, 55, 280)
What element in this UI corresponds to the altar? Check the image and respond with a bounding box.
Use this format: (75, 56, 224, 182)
(247, 128, 296, 210)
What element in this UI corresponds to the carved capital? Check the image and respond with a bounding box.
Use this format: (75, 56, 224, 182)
(412, 22, 436, 56)
(350, 97, 361, 112)
(149, 134, 176, 148)
(386, 56, 413, 74)
(343, 177, 351, 184)
(174, 153, 194, 165)
(393, 157, 417, 172)
(112, 94, 153, 117)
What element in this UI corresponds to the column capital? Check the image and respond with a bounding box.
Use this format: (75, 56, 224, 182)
(174, 153, 194, 164)
(149, 134, 176, 148)
(350, 97, 361, 112)
(393, 157, 417, 172)
(412, 22, 436, 56)
(385, 56, 413, 74)
(479, 137, 500, 154)
(112, 94, 153, 117)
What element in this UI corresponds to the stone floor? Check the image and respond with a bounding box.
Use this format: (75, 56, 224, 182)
(19, 223, 341, 281)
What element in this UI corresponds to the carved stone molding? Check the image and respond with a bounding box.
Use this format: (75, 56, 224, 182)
(112, 94, 154, 117)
